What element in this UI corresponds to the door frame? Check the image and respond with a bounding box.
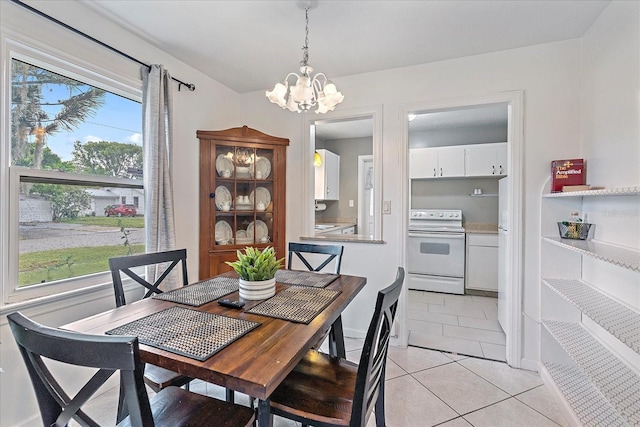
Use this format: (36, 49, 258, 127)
(399, 90, 524, 368)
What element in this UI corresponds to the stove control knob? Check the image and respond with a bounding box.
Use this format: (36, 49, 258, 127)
(438, 213, 444, 217)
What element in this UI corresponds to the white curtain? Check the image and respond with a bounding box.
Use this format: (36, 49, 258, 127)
(142, 65, 179, 290)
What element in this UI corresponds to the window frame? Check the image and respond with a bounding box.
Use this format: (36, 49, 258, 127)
(3, 39, 143, 304)
(301, 105, 384, 242)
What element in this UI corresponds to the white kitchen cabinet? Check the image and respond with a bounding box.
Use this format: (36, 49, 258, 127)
(539, 185, 639, 426)
(314, 149, 340, 200)
(410, 146, 465, 179)
(465, 233, 499, 291)
(465, 142, 507, 177)
(341, 225, 355, 235)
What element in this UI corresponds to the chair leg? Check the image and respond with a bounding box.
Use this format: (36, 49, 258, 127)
(375, 368, 386, 427)
(328, 315, 346, 358)
(116, 377, 128, 424)
(226, 389, 235, 403)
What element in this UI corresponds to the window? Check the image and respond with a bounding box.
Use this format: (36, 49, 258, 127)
(6, 54, 144, 303)
(133, 196, 139, 208)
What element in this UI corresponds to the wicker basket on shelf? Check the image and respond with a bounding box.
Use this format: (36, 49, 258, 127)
(557, 221, 593, 240)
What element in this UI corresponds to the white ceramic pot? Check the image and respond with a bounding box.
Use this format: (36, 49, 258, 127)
(239, 277, 276, 300)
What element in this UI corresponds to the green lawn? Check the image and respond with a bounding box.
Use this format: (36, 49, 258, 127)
(19, 244, 145, 286)
(58, 216, 145, 228)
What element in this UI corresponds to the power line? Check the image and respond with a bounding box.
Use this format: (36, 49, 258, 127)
(84, 121, 139, 134)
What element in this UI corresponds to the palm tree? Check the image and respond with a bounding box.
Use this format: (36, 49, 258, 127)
(11, 59, 106, 169)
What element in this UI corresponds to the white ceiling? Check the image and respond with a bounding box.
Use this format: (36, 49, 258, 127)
(76, 0, 610, 94)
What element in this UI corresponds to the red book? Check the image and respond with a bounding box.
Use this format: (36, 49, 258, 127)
(551, 159, 586, 193)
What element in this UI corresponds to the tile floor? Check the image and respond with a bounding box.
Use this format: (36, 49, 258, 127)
(76, 337, 568, 427)
(408, 289, 507, 362)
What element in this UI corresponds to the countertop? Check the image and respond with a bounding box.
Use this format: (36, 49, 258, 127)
(464, 223, 498, 234)
(314, 222, 355, 235)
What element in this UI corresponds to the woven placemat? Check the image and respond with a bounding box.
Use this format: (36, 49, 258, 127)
(153, 277, 239, 306)
(247, 286, 341, 324)
(275, 270, 339, 288)
(105, 306, 260, 361)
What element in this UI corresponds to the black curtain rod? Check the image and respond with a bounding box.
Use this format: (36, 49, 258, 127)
(11, 0, 196, 91)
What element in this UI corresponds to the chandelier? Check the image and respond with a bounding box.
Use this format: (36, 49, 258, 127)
(266, 5, 344, 114)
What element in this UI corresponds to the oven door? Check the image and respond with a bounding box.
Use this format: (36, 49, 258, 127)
(407, 231, 465, 277)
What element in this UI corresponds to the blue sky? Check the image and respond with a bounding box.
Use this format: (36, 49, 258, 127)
(39, 85, 141, 161)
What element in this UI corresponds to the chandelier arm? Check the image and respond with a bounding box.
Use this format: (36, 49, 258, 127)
(311, 75, 324, 95)
(284, 72, 300, 84)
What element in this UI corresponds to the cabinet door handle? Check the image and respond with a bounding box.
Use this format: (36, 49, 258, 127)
(433, 168, 436, 177)
(499, 165, 503, 174)
(210, 193, 215, 198)
(492, 165, 496, 175)
(440, 168, 443, 176)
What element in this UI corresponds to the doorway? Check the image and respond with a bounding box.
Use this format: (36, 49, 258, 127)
(399, 91, 524, 367)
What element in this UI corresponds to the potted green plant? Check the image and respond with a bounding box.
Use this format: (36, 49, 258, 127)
(226, 246, 285, 300)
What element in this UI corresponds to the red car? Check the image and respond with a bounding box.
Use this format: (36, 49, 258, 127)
(104, 204, 137, 217)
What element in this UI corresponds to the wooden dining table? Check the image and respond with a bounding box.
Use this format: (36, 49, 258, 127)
(62, 272, 366, 427)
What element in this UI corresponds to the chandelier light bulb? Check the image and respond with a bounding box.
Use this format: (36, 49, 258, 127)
(265, 6, 343, 114)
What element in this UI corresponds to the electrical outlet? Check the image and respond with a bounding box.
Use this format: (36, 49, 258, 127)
(349, 199, 354, 207)
(383, 200, 391, 214)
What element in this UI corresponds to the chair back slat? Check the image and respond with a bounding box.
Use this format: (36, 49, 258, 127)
(109, 249, 188, 307)
(7, 312, 154, 427)
(287, 243, 344, 274)
(351, 267, 404, 427)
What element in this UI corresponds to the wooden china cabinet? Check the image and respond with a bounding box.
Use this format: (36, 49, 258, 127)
(197, 126, 289, 280)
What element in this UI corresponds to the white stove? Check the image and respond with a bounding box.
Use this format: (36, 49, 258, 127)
(407, 209, 466, 294)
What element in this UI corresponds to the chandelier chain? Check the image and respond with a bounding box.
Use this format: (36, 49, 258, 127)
(301, 8, 309, 68)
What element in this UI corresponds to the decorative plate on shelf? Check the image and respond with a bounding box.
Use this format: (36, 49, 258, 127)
(215, 154, 234, 177)
(215, 221, 232, 241)
(214, 186, 232, 210)
(250, 187, 271, 207)
(247, 220, 268, 240)
(254, 156, 271, 179)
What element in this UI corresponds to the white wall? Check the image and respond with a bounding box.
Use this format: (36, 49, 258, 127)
(239, 1, 638, 364)
(242, 38, 584, 353)
(580, 1, 640, 188)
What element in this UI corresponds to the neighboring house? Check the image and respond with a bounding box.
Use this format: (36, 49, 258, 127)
(86, 188, 144, 216)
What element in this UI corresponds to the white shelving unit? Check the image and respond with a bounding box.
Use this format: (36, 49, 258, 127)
(540, 185, 640, 427)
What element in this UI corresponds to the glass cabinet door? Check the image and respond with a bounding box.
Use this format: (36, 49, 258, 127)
(212, 145, 275, 248)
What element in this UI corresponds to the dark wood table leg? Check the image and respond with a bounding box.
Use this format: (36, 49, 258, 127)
(328, 315, 346, 358)
(257, 398, 272, 427)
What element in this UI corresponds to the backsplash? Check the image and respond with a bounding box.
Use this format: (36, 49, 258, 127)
(411, 177, 500, 225)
